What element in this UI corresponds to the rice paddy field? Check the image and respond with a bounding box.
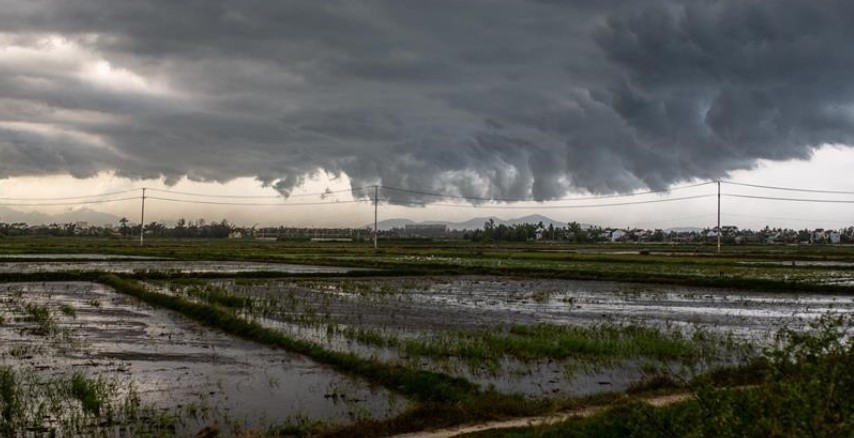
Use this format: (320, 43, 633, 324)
(2, 238, 854, 436)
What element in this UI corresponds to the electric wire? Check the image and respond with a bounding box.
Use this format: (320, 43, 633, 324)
(724, 194, 854, 204)
(722, 181, 854, 195)
(380, 181, 715, 202)
(146, 186, 373, 199)
(0, 197, 141, 207)
(146, 196, 371, 207)
(387, 194, 716, 209)
(0, 188, 140, 202)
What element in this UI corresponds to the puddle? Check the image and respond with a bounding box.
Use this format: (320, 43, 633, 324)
(0, 260, 365, 274)
(0, 282, 405, 436)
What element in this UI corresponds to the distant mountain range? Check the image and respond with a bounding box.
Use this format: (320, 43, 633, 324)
(0, 206, 121, 226)
(372, 215, 593, 231)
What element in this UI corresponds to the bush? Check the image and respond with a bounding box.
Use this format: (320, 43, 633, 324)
(469, 314, 854, 438)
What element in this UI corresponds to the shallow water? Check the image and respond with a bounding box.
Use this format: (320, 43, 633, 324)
(170, 276, 851, 397)
(0, 260, 363, 274)
(212, 277, 854, 342)
(0, 282, 405, 435)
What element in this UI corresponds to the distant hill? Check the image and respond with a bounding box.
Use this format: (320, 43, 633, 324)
(0, 206, 120, 226)
(373, 218, 418, 229)
(373, 215, 592, 231)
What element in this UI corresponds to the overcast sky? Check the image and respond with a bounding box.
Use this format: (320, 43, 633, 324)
(1, 0, 854, 229)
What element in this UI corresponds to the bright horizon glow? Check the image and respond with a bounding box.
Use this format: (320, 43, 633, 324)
(1, 145, 853, 230)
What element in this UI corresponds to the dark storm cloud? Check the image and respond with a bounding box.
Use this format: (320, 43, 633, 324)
(1, 0, 853, 200)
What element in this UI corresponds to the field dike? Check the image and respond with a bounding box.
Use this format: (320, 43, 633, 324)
(2, 268, 820, 437)
(96, 274, 573, 436)
(392, 392, 695, 438)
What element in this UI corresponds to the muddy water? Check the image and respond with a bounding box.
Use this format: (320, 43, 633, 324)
(0, 282, 404, 435)
(0, 260, 363, 274)
(195, 277, 854, 398)
(214, 277, 854, 341)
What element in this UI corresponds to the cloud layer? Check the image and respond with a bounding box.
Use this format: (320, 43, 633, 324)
(1, 0, 853, 201)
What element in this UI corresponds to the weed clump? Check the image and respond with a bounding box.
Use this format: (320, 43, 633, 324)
(23, 303, 57, 336)
(59, 304, 77, 318)
(0, 367, 21, 427)
(70, 372, 107, 416)
(0, 366, 174, 436)
(468, 314, 854, 438)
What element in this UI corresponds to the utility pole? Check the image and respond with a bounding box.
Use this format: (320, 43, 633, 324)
(717, 180, 721, 253)
(373, 185, 379, 250)
(140, 188, 146, 246)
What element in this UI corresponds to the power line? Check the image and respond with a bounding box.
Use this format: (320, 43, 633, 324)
(146, 186, 373, 199)
(380, 181, 715, 202)
(388, 194, 716, 209)
(722, 181, 854, 195)
(0, 188, 140, 201)
(0, 196, 140, 207)
(724, 194, 854, 204)
(146, 196, 371, 207)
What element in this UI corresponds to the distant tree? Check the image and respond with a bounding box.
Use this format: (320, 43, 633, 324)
(146, 221, 166, 237)
(567, 221, 587, 243)
(119, 217, 129, 237)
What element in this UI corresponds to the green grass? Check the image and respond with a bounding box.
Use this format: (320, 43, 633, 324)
(101, 275, 657, 437)
(165, 279, 739, 373)
(99, 274, 479, 404)
(0, 365, 173, 436)
(0, 367, 20, 425)
(462, 315, 854, 438)
(59, 304, 77, 318)
(331, 323, 736, 375)
(2, 238, 852, 436)
(401, 324, 725, 363)
(69, 372, 107, 416)
(2, 237, 854, 295)
(23, 303, 56, 336)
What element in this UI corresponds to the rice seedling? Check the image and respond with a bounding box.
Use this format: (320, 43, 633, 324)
(59, 303, 77, 318)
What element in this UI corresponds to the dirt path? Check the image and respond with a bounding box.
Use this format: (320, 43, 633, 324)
(392, 393, 694, 438)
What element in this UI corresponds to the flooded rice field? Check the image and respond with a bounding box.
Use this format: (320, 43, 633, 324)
(0, 260, 363, 274)
(153, 277, 854, 398)
(0, 253, 168, 260)
(0, 282, 404, 436)
(201, 277, 854, 341)
(5, 273, 853, 435)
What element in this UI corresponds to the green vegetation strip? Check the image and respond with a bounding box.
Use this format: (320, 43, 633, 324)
(0, 366, 173, 435)
(98, 274, 477, 404)
(395, 324, 719, 364)
(3, 238, 854, 294)
(167, 281, 732, 369)
(99, 275, 587, 436)
(462, 315, 854, 438)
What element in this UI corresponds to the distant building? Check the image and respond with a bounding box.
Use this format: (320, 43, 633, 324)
(403, 224, 448, 238)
